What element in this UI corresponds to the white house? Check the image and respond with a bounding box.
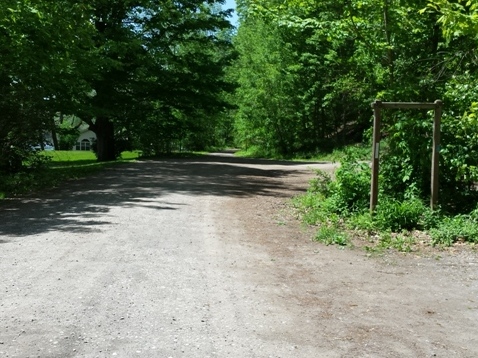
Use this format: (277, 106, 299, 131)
(74, 128, 96, 151)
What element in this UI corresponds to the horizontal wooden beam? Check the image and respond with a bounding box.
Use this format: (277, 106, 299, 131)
(372, 100, 442, 110)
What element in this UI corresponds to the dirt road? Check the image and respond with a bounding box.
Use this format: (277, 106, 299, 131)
(1, 153, 477, 357)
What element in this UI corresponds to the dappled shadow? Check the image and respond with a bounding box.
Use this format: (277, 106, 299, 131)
(0, 154, 325, 237)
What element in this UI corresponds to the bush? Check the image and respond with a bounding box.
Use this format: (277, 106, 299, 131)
(374, 197, 427, 232)
(293, 145, 478, 251)
(307, 151, 371, 216)
(331, 156, 370, 214)
(308, 169, 332, 196)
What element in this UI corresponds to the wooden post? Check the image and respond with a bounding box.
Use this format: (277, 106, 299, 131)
(431, 100, 442, 210)
(369, 100, 442, 211)
(370, 100, 382, 212)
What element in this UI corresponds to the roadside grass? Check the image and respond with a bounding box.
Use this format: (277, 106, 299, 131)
(292, 151, 478, 253)
(294, 190, 478, 254)
(235, 143, 370, 162)
(0, 151, 141, 199)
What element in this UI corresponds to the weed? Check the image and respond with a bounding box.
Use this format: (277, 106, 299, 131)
(365, 231, 415, 253)
(429, 215, 478, 246)
(308, 170, 332, 196)
(315, 224, 349, 246)
(374, 197, 426, 232)
(347, 211, 375, 231)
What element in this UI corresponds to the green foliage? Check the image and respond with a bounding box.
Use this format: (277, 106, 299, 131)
(328, 153, 371, 214)
(378, 101, 478, 213)
(0, 0, 235, 166)
(242, 0, 478, 250)
(308, 170, 333, 197)
(235, 0, 447, 156)
(295, 153, 370, 226)
(294, 151, 478, 249)
(365, 232, 416, 253)
(54, 116, 82, 149)
(430, 215, 478, 246)
(315, 224, 349, 246)
(374, 197, 428, 232)
(232, 16, 300, 155)
(424, 0, 478, 41)
(379, 111, 433, 200)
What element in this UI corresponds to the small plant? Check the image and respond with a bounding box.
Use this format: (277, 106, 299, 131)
(347, 211, 375, 232)
(365, 231, 415, 253)
(308, 169, 332, 196)
(315, 224, 349, 246)
(429, 215, 478, 246)
(330, 154, 371, 214)
(373, 197, 426, 232)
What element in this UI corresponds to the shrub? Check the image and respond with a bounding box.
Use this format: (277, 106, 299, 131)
(308, 169, 332, 196)
(311, 151, 371, 215)
(373, 197, 427, 232)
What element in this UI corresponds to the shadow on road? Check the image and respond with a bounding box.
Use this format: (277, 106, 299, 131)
(0, 155, 326, 237)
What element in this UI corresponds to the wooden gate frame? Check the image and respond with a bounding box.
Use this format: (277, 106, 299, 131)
(370, 100, 443, 212)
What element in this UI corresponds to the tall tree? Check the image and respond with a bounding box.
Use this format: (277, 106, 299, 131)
(233, 0, 449, 156)
(77, 0, 233, 161)
(0, 0, 234, 167)
(0, 0, 93, 171)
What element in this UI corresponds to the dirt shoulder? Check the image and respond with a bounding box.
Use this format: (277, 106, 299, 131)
(213, 155, 478, 357)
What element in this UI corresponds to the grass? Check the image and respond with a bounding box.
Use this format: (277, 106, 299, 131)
(47, 150, 141, 164)
(0, 150, 141, 199)
(235, 143, 371, 162)
(364, 232, 416, 254)
(315, 224, 350, 246)
(292, 150, 478, 253)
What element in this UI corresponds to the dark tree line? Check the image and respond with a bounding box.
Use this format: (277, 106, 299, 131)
(0, 0, 235, 171)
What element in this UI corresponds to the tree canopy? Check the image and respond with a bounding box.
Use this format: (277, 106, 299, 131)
(232, 0, 478, 204)
(0, 0, 234, 168)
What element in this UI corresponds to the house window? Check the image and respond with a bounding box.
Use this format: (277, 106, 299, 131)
(75, 139, 91, 151)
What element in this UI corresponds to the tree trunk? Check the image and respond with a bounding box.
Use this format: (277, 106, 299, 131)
(92, 116, 116, 162)
(51, 114, 60, 150)
(383, 0, 394, 83)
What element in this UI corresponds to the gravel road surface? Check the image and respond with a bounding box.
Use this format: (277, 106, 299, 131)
(1, 153, 477, 358)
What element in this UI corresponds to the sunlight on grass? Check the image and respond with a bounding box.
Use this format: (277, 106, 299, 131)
(47, 150, 141, 167)
(235, 144, 371, 162)
(48, 150, 97, 163)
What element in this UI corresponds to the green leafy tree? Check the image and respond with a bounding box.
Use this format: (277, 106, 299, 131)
(77, 0, 234, 160)
(0, 0, 234, 169)
(233, 16, 299, 155)
(424, 0, 478, 41)
(0, 0, 93, 172)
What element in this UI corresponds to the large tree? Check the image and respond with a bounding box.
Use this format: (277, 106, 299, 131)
(0, 0, 93, 171)
(0, 0, 234, 168)
(77, 0, 234, 161)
